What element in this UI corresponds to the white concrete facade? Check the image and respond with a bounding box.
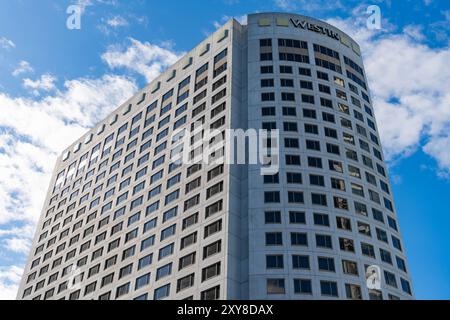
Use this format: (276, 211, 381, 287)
(17, 13, 414, 300)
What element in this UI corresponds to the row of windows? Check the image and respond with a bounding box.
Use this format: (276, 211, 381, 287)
(256, 65, 388, 216)
(30, 190, 225, 281)
(55, 94, 225, 198)
(54, 103, 225, 202)
(25, 275, 221, 301)
(29, 160, 227, 297)
(264, 277, 411, 298)
(55, 46, 228, 190)
(263, 166, 389, 196)
(255, 60, 397, 259)
(263, 231, 405, 270)
(60, 42, 229, 162)
(43, 64, 229, 243)
(23, 47, 232, 297)
(43, 161, 224, 240)
(40, 108, 227, 246)
(261, 116, 381, 156)
(263, 206, 398, 231)
(25, 206, 225, 298)
(262, 102, 376, 142)
(262, 134, 386, 183)
(260, 89, 370, 123)
(259, 38, 367, 97)
(254, 37, 411, 300)
(263, 184, 393, 211)
(265, 254, 404, 274)
(259, 64, 371, 115)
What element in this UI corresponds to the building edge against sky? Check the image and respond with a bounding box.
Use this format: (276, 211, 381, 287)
(17, 12, 414, 300)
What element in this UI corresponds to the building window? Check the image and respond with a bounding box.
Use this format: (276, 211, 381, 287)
(342, 260, 359, 276)
(156, 263, 172, 281)
(202, 262, 221, 282)
(135, 273, 151, 290)
(316, 234, 333, 249)
(294, 279, 312, 295)
(361, 243, 375, 258)
(115, 282, 130, 298)
(288, 191, 304, 203)
(313, 213, 330, 226)
(311, 193, 327, 206)
(292, 255, 310, 269)
(401, 278, 412, 295)
(201, 286, 220, 300)
(266, 232, 283, 246)
(384, 271, 398, 288)
(345, 284, 362, 300)
(267, 279, 285, 294)
(266, 255, 284, 269)
(203, 240, 222, 259)
(264, 191, 280, 203)
(178, 252, 196, 270)
(154, 284, 170, 300)
(318, 257, 335, 272)
(177, 274, 195, 292)
(320, 281, 338, 297)
(265, 211, 281, 224)
(289, 211, 306, 224)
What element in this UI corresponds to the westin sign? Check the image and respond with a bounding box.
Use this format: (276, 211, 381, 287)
(290, 18, 340, 41)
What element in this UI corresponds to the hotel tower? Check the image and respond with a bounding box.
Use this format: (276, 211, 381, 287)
(17, 13, 414, 300)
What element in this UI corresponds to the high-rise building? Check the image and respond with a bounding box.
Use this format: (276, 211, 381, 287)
(17, 13, 414, 300)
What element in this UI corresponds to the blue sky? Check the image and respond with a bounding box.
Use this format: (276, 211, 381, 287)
(0, 0, 449, 299)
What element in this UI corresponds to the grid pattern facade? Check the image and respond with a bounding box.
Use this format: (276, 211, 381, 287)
(17, 13, 414, 300)
(17, 21, 243, 301)
(245, 13, 413, 300)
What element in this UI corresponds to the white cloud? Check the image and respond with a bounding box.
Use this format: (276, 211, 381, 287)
(12, 61, 34, 77)
(213, 15, 248, 29)
(0, 73, 136, 299)
(0, 225, 35, 238)
(443, 10, 450, 21)
(403, 25, 425, 41)
(223, 0, 240, 4)
(23, 74, 57, 95)
(102, 38, 183, 82)
(0, 39, 179, 297)
(71, 0, 118, 14)
(326, 14, 450, 174)
(274, 0, 296, 10)
(135, 15, 149, 27)
(0, 41, 182, 300)
(0, 75, 137, 230)
(106, 15, 128, 27)
(423, 135, 450, 178)
(274, 0, 345, 12)
(0, 41, 180, 263)
(3, 238, 31, 254)
(98, 15, 129, 35)
(425, 10, 450, 42)
(0, 266, 23, 300)
(73, 0, 92, 13)
(0, 37, 15, 49)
